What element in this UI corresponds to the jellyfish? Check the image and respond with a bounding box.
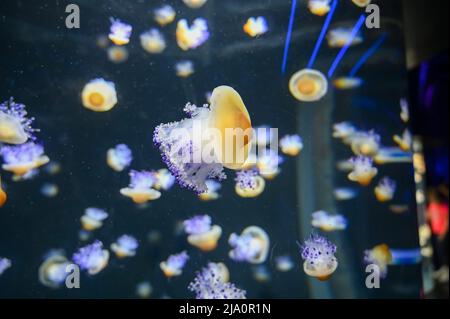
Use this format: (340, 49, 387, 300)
(327, 27, 363, 48)
(348, 156, 378, 186)
(183, 0, 208, 9)
(289, 69, 328, 102)
(176, 18, 210, 51)
(38, 251, 71, 289)
(106, 144, 132, 172)
(0, 176, 6, 207)
(96, 35, 109, 49)
(308, 0, 331, 16)
(40, 183, 59, 198)
(333, 122, 357, 143)
(81, 78, 118, 112)
(351, 130, 381, 157)
(333, 77, 363, 90)
(140, 29, 166, 54)
(311, 211, 348, 232)
(352, 0, 371, 8)
(153, 86, 253, 194)
(183, 215, 222, 252)
(235, 170, 266, 198)
(44, 161, 61, 175)
(252, 265, 271, 283)
(280, 134, 303, 156)
(0, 257, 11, 276)
(256, 150, 283, 180)
(152, 168, 175, 191)
(243, 17, 269, 38)
(0, 142, 49, 176)
(175, 60, 195, 78)
(364, 244, 392, 278)
(400, 98, 410, 123)
(207, 262, 230, 283)
(336, 159, 355, 172)
(333, 187, 357, 201)
(111, 235, 139, 258)
(160, 251, 189, 278)
(108, 18, 132, 46)
(393, 129, 412, 152)
(374, 147, 413, 165)
(300, 234, 338, 281)
(136, 281, 153, 299)
(120, 170, 161, 204)
(107, 45, 129, 63)
(374, 177, 396, 202)
(80, 207, 109, 232)
(275, 255, 295, 272)
(0, 98, 38, 145)
(154, 5, 176, 26)
(228, 226, 270, 264)
(188, 263, 246, 299)
(198, 180, 221, 201)
(72, 240, 109, 275)
(389, 204, 409, 214)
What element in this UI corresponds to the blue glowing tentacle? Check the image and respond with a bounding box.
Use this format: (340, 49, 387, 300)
(349, 33, 388, 77)
(281, 0, 298, 74)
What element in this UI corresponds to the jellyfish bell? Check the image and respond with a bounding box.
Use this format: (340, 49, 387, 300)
(235, 172, 266, 198)
(107, 46, 129, 63)
(308, 0, 331, 16)
(175, 61, 195, 78)
(374, 177, 396, 202)
(184, 215, 222, 252)
(393, 129, 412, 152)
(108, 18, 132, 46)
(243, 17, 269, 38)
(228, 226, 270, 264)
(80, 208, 108, 232)
(160, 251, 189, 278)
(364, 244, 392, 278)
(0, 176, 7, 208)
(140, 29, 166, 54)
(300, 234, 338, 281)
(120, 170, 161, 204)
(81, 78, 118, 112)
(350, 131, 381, 157)
(289, 69, 328, 102)
(72, 241, 110, 275)
(110, 235, 139, 258)
(348, 156, 378, 186)
(154, 5, 176, 26)
(0, 142, 50, 176)
(0, 99, 37, 145)
(183, 0, 208, 9)
(38, 252, 71, 289)
(333, 77, 363, 90)
(352, 0, 371, 7)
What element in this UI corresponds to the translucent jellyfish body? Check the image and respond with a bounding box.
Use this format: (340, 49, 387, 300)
(275, 255, 295, 272)
(183, 215, 222, 252)
(153, 86, 253, 194)
(111, 235, 139, 258)
(81, 78, 118, 112)
(0, 257, 11, 276)
(176, 18, 210, 51)
(152, 168, 175, 191)
(198, 180, 221, 201)
(400, 98, 410, 123)
(0, 98, 37, 145)
(136, 281, 153, 298)
(327, 28, 363, 48)
(308, 0, 332, 16)
(280, 134, 303, 156)
(289, 69, 328, 102)
(189, 263, 246, 300)
(154, 5, 176, 26)
(175, 60, 195, 78)
(106, 144, 132, 172)
(311, 211, 348, 232)
(333, 77, 363, 90)
(348, 156, 378, 186)
(300, 234, 338, 281)
(364, 244, 392, 278)
(243, 17, 269, 38)
(393, 129, 412, 152)
(350, 131, 381, 157)
(228, 226, 270, 264)
(183, 0, 208, 9)
(374, 177, 396, 202)
(107, 46, 129, 63)
(0, 142, 49, 176)
(352, 0, 371, 7)
(40, 183, 59, 198)
(333, 187, 357, 201)
(72, 240, 109, 275)
(140, 29, 166, 54)
(38, 251, 71, 289)
(120, 170, 161, 204)
(108, 18, 132, 46)
(333, 122, 357, 143)
(253, 265, 271, 283)
(80, 207, 109, 231)
(256, 150, 283, 180)
(160, 251, 189, 278)
(235, 170, 265, 198)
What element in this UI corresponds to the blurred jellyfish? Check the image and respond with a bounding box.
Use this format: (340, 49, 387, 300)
(0, 142, 49, 176)
(147, 229, 162, 245)
(252, 265, 271, 283)
(364, 244, 392, 278)
(332, 122, 357, 142)
(275, 255, 295, 272)
(0, 257, 11, 276)
(198, 180, 221, 201)
(0, 98, 38, 145)
(333, 187, 357, 201)
(12, 168, 39, 182)
(300, 234, 338, 281)
(44, 161, 61, 175)
(160, 251, 189, 278)
(333, 77, 363, 90)
(38, 251, 71, 289)
(352, 0, 371, 7)
(0, 176, 6, 207)
(153, 86, 252, 194)
(152, 168, 176, 191)
(374, 177, 396, 202)
(80, 207, 108, 231)
(107, 144, 132, 172)
(311, 211, 348, 232)
(256, 150, 283, 180)
(78, 230, 92, 242)
(235, 170, 265, 198)
(308, 0, 332, 16)
(350, 130, 381, 157)
(327, 27, 363, 48)
(40, 183, 59, 198)
(243, 17, 269, 37)
(189, 263, 246, 299)
(81, 78, 118, 112)
(400, 98, 410, 123)
(348, 156, 378, 186)
(154, 5, 176, 26)
(289, 69, 328, 102)
(96, 34, 109, 49)
(120, 170, 161, 204)
(183, 0, 208, 9)
(280, 134, 303, 156)
(140, 29, 166, 54)
(108, 18, 132, 46)
(107, 46, 129, 63)
(176, 18, 210, 51)
(229, 226, 270, 264)
(389, 204, 409, 214)
(175, 60, 195, 78)
(183, 215, 222, 252)
(393, 129, 412, 152)
(72, 240, 109, 275)
(374, 147, 413, 165)
(111, 235, 139, 258)
(136, 281, 153, 298)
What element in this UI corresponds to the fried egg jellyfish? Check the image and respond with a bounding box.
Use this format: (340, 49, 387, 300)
(311, 211, 348, 232)
(364, 244, 392, 278)
(120, 170, 161, 204)
(38, 251, 71, 289)
(327, 27, 363, 48)
(300, 234, 338, 281)
(308, 0, 332, 16)
(256, 150, 283, 180)
(108, 18, 132, 46)
(275, 255, 295, 272)
(350, 130, 381, 157)
(332, 122, 357, 143)
(80, 207, 109, 232)
(183, 0, 208, 9)
(198, 180, 221, 201)
(348, 156, 378, 186)
(154, 5, 176, 26)
(106, 144, 133, 172)
(81, 78, 118, 112)
(107, 46, 128, 63)
(152, 168, 175, 191)
(393, 129, 412, 152)
(72, 240, 109, 275)
(333, 187, 358, 201)
(280, 134, 303, 156)
(235, 170, 266, 198)
(0, 98, 38, 145)
(160, 251, 189, 278)
(374, 177, 396, 202)
(175, 60, 195, 78)
(183, 215, 222, 252)
(176, 18, 210, 51)
(243, 17, 269, 38)
(111, 235, 139, 258)
(40, 183, 59, 198)
(140, 29, 166, 54)
(333, 77, 363, 90)
(0, 142, 49, 176)
(228, 226, 270, 264)
(289, 69, 328, 102)
(0, 176, 6, 207)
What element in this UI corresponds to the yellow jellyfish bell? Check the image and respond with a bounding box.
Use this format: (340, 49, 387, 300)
(352, 0, 371, 8)
(0, 176, 7, 208)
(81, 78, 118, 112)
(183, 0, 208, 9)
(120, 188, 161, 204)
(235, 176, 266, 198)
(187, 225, 222, 252)
(289, 69, 328, 102)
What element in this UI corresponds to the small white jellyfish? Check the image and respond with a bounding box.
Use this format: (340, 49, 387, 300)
(327, 27, 363, 48)
(136, 281, 153, 298)
(111, 235, 139, 258)
(311, 211, 348, 232)
(275, 255, 295, 272)
(308, 0, 332, 16)
(400, 98, 410, 123)
(80, 208, 108, 232)
(350, 130, 381, 157)
(120, 170, 161, 204)
(364, 244, 392, 278)
(154, 5, 176, 26)
(256, 150, 283, 180)
(0, 142, 49, 176)
(140, 29, 166, 54)
(333, 122, 357, 143)
(160, 251, 189, 278)
(176, 18, 210, 51)
(108, 18, 132, 46)
(374, 177, 396, 202)
(175, 60, 195, 78)
(107, 45, 129, 64)
(106, 144, 132, 172)
(333, 77, 363, 90)
(0, 98, 38, 145)
(348, 156, 378, 186)
(152, 168, 175, 191)
(0, 257, 11, 276)
(38, 251, 71, 289)
(393, 129, 412, 152)
(243, 17, 269, 38)
(352, 0, 371, 8)
(81, 78, 118, 112)
(40, 183, 59, 198)
(333, 187, 357, 201)
(289, 69, 328, 102)
(252, 265, 271, 283)
(228, 226, 270, 264)
(198, 180, 221, 201)
(300, 234, 338, 281)
(235, 170, 266, 198)
(280, 134, 303, 156)
(44, 161, 61, 175)
(96, 35, 109, 49)
(183, 0, 208, 9)
(78, 230, 92, 242)
(183, 215, 222, 252)
(72, 240, 110, 275)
